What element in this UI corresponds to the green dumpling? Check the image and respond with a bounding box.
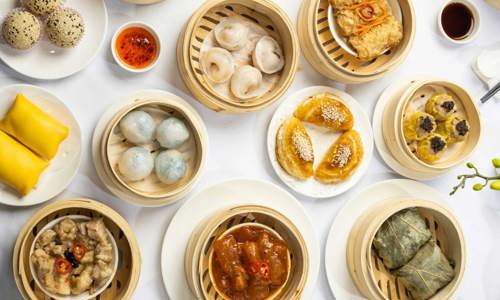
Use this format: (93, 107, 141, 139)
(373, 208, 432, 269)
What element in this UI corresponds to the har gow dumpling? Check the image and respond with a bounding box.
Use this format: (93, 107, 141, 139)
(214, 18, 249, 51)
(200, 47, 234, 83)
(118, 147, 154, 181)
(156, 117, 190, 149)
(119, 111, 155, 145)
(252, 36, 285, 74)
(155, 150, 187, 184)
(230, 65, 263, 100)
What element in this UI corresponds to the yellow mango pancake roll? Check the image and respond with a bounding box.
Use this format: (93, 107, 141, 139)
(0, 93, 69, 160)
(0, 130, 49, 195)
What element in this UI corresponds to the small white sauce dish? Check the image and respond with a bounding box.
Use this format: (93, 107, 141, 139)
(437, 0, 480, 45)
(111, 21, 161, 73)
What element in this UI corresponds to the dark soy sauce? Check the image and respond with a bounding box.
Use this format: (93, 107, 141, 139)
(441, 2, 474, 40)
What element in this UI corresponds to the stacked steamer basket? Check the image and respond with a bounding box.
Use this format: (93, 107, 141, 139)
(486, 0, 500, 9)
(347, 198, 466, 300)
(13, 199, 141, 300)
(184, 205, 309, 300)
(177, 0, 300, 113)
(297, 0, 416, 83)
(382, 79, 481, 177)
(94, 94, 208, 206)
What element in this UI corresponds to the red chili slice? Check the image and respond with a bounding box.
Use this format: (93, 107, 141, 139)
(54, 257, 72, 275)
(248, 261, 260, 274)
(72, 242, 87, 261)
(247, 261, 270, 280)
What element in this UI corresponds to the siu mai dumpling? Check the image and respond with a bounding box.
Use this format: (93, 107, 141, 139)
(437, 114, 469, 144)
(416, 134, 447, 163)
(425, 93, 456, 121)
(348, 15, 403, 61)
(403, 112, 436, 142)
(373, 208, 432, 269)
(0, 94, 68, 160)
(394, 240, 455, 300)
(276, 117, 314, 180)
(315, 130, 363, 183)
(0, 130, 49, 196)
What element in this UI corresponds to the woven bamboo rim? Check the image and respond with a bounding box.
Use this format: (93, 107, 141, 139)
(383, 79, 481, 173)
(297, 0, 415, 83)
(177, 0, 299, 113)
(347, 198, 466, 300)
(185, 205, 309, 300)
(95, 95, 208, 207)
(13, 198, 141, 300)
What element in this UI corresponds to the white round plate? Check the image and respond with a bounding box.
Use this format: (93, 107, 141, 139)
(267, 86, 373, 198)
(373, 75, 449, 180)
(0, 0, 108, 80)
(0, 84, 81, 206)
(122, 0, 164, 4)
(327, 0, 403, 57)
(161, 178, 320, 300)
(91, 89, 208, 207)
(325, 179, 450, 300)
(29, 215, 119, 300)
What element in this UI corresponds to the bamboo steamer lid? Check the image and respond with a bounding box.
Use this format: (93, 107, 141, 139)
(185, 205, 309, 300)
(177, 0, 299, 113)
(347, 198, 466, 300)
(13, 198, 141, 300)
(297, 0, 416, 83)
(382, 79, 481, 175)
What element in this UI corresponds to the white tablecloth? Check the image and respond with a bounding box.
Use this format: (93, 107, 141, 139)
(1, 0, 500, 299)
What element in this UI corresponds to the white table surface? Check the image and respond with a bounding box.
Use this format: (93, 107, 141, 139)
(1, 0, 500, 299)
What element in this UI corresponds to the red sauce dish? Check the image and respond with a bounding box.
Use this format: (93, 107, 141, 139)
(112, 23, 160, 72)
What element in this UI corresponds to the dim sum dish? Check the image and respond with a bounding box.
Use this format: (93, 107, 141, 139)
(29, 216, 118, 299)
(184, 205, 309, 300)
(0, 84, 81, 206)
(177, 0, 299, 112)
(13, 199, 141, 300)
(92, 90, 208, 206)
(380, 78, 481, 177)
(347, 197, 465, 300)
(268, 86, 373, 198)
(297, 0, 415, 83)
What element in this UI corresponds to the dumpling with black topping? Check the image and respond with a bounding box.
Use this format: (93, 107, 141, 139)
(403, 112, 436, 142)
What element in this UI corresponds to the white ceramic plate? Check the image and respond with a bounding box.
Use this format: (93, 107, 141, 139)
(29, 215, 119, 300)
(0, 84, 82, 206)
(324, 179, 450, 299)
(161, 178, 320, 300)
(122, 0, 164, 4)
(327, 0, 403, 57)
(373, 75, 449, 180)
(267, 86, 373, 198)
(0, 0, 108, 80)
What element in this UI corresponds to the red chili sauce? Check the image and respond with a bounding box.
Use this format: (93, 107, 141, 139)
(115, 27, 158, 69)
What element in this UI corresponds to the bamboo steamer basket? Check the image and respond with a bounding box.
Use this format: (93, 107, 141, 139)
(383, 79, 481, 174)
(297, 0, 416, 84)
(97, 97, 208, 206)
(347, 198, 466, 300)
(486, 0, 500, 9)
(177, 0, 299, 113)
(12, 198, 141, 300)
(185, 205, 309, 300)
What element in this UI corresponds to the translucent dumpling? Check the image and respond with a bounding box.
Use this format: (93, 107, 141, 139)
(119, 111, 155, 145)
(200, 47, 234, 83)
(155, 150, 187, 184)
(156, 117, 190, 149)
(230, 65, 263, 100)
(118, 147, 154, 181)
(252, 36, 285, 74)
(214, 18, 249, 51)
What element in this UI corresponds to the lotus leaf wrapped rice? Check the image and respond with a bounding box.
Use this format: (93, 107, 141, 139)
(394, 240, 455, 300)
(373, 208, 432, 269)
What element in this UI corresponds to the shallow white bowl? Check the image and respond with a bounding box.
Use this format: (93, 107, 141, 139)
(111, 21, 161, 73)
(29, 215, 119, 300)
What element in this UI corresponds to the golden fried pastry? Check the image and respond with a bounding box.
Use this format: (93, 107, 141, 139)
(425, 93, 456, 121)
(294, 92, 354, 131)
(403, 112, 436, 141)
(416, 133, 447, 163)
(437, 114, 470, 144)
(276, 117, 314, 180)
(315, 130, 363, 183)
(348, 15, 403, 61)
(335, 0, 390, 36)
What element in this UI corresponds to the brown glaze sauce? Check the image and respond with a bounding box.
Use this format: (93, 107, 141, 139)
(441, 3, 474, 40)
